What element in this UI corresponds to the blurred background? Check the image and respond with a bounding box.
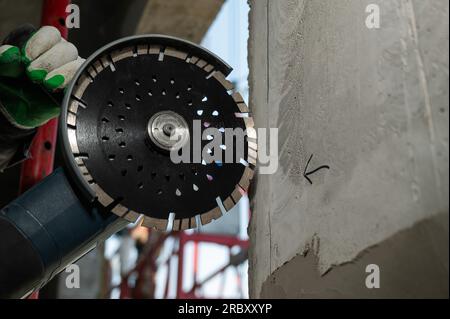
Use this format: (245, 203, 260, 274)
(0, 0, 251, 299)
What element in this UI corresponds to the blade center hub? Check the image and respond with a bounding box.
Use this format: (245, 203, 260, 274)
(148, 111, 189, 151)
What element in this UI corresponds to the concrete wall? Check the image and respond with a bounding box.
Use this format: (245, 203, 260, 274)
(248, 0, 449, 298)
(136, 0, 223, 43)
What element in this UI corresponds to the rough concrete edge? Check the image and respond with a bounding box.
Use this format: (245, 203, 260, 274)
(255, 211, 449, 298)
(246, 0, 265, 300)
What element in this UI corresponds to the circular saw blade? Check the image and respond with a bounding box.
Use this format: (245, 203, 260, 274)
(60, 35, 257, 231)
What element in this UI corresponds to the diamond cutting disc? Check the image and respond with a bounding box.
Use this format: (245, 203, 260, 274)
(60, 35, 257, 231)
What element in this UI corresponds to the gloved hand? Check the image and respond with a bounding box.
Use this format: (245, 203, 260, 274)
(0, 24, 84, 128)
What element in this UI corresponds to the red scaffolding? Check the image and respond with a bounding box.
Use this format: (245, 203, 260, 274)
(22, 0, 70, 299)
(118, 230, 249, 299)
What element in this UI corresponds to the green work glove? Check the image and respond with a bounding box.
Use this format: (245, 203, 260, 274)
(0, 25, 85, 129)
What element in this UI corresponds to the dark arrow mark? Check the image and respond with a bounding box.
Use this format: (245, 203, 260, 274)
(303, 154, 330, 185)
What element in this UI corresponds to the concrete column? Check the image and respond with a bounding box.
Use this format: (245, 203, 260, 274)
(248, 0, 448, 298)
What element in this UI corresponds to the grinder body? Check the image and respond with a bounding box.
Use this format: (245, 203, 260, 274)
(0, 168, 127, 298)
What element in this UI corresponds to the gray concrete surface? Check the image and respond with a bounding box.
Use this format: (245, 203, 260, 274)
(260, 213, 448, 298)
(248, 0, 449, 298)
